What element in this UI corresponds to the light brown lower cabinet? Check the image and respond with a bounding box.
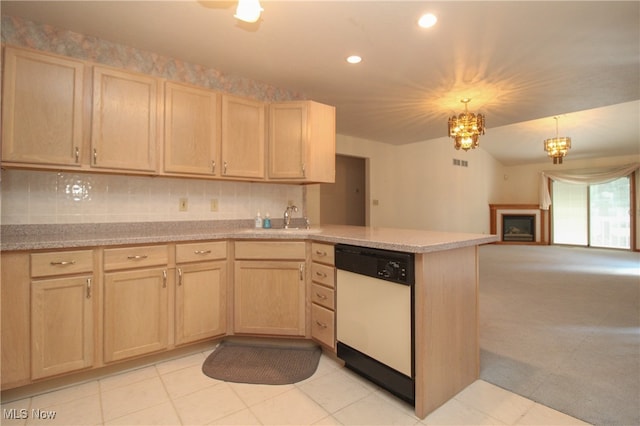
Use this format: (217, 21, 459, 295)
(234, 260, 306, 336)
(103, 267, 169, 363)
(31, 275, 94, 379)
(175, 261, 227, 345)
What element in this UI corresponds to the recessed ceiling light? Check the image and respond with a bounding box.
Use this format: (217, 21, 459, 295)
(346, 55, 362, 64)
(418, 13, 437, 28)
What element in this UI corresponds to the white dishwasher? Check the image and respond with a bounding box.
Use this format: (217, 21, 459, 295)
(335, 244, 415, 404)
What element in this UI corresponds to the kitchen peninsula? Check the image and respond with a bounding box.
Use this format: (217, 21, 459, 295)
(0, 222, 497, 419)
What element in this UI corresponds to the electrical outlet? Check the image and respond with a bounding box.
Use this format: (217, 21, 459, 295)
(210, 199, 219, 212)
(179, 198, 188, 212)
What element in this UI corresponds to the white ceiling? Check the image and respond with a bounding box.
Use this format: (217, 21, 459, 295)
(2, 1, 639, 166)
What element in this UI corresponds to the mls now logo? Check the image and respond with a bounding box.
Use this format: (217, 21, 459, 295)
(3, 408, 57, 420)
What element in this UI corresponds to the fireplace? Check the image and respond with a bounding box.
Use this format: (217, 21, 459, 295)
(502, 215, 535, 242)
(489, 204, 548, 245)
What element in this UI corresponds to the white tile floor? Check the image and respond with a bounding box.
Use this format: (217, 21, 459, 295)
(1, 346, 590, 426)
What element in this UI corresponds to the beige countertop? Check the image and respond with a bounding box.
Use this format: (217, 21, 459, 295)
(1, 221, 498, 253)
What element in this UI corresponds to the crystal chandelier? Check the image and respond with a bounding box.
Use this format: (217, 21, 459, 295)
(543, 116, 571, 164)
(448, 98, 485, 151)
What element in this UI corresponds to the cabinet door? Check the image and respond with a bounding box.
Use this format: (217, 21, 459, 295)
(234, 261, 305, 336)
(175, 261, 227, 345)
(221, 95, 265, 179)
(92, 67, 158, 172)
(268, 101, 336, 183)
(103, 268, 168, 362)
(164, 82, 220, 175)
(2, 47, 84, 167)
(31, 275, 94, 379)
(268, 102, 307, 179)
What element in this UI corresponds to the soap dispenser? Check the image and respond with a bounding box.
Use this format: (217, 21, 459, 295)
(255, 211, 263, 228)
(263, 212, 272, 229)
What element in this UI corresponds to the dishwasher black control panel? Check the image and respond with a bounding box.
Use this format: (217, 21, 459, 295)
(334, 244, 415, 285)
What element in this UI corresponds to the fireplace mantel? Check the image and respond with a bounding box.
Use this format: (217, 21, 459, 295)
(489, 204, 549, 245)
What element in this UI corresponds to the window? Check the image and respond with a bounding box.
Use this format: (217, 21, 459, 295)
(552, 177, 631, 249)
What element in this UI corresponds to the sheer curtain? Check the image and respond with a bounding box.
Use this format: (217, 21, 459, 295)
(539, 163, 639, 210)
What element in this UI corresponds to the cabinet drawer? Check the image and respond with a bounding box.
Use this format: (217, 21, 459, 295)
(311, 304, 335, 349)
(311, 242, 334, 265)
(104, 245, 168, 270)
(176, 241, 227, 263)
(311, 262, 335, 288)
(311, 283, 335, 310)
(31, 250, 93, 278)
(234, 241, 305, 260)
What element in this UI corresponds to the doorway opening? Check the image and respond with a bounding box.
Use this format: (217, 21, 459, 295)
(319, 155, 366, 226)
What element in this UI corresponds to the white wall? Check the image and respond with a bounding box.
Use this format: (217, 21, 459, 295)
(335, 134, 504, 234)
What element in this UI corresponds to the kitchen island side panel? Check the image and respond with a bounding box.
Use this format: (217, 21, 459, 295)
(414, 245, 479, 419)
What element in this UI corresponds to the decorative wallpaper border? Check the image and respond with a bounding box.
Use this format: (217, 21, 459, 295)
(1, 15, 304, 102)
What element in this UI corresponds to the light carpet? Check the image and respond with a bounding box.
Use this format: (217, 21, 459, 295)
(479, 244, 640, 426)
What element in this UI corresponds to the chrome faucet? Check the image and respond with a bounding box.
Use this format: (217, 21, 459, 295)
(283, 205, 298, 229)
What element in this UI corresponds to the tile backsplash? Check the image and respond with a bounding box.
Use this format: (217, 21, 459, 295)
(1, 170, 304, 225)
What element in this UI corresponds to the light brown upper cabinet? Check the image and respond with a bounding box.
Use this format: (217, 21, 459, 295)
(268, 101, 336, 183)
(1, 47, 85, 167)
(164, 82, 220, 176)
(92, 66, 160, 173)
(221, 94, 266, 179)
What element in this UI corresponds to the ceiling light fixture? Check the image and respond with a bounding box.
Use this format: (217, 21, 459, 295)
(448, 98, 485, 151)
(418, 13, 437, 28)
(234, 0, 263, 23)
(346, 55, 362, 64)
(544, 116, 571, 164)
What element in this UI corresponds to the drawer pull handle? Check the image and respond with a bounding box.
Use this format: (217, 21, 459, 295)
(315, 320, 327, 329)
(194, 250, 211, 255)
(127, 255, 148, 260)
(86, 278, 92, 299)
(75, 147, 80, 163)
(315, 292, 327, 300)
(50, 260, 76, 266)
(315, 250, 327, 256)
(315, 271, 327, 278)
(211, 160, 216, 174)
(299, 264, 304, 281)
(178, 268, 183, 286)
(162, 270, 167, 288)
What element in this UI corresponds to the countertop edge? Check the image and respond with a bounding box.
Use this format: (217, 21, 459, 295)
(1, 223, 499, 253)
